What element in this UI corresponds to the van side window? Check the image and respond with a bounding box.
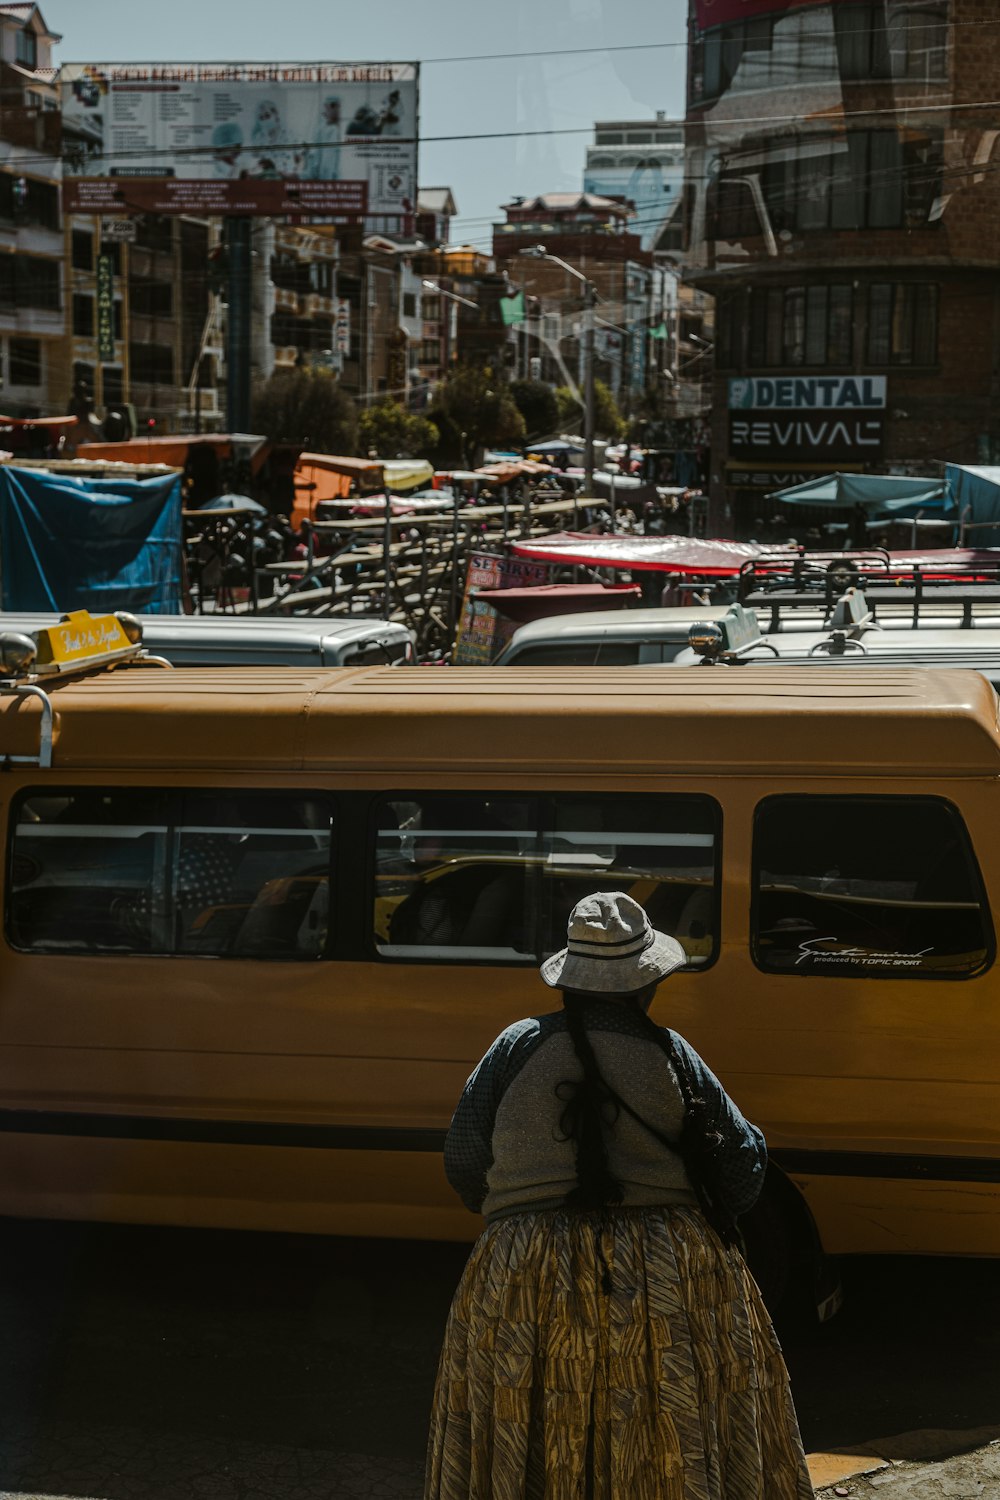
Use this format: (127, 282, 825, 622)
(752, 796, 992, 979)
(503, 642, 641, 666)
(8, 789, 332, 960)
(373, 793, 719, 967)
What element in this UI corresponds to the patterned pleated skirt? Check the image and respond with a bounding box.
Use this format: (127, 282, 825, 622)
(425, 1205, 814, 1500)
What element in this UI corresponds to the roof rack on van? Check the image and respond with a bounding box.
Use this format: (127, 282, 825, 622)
(687, 604, 780, 664)
(738, 549, 1000, 632)
(0, 609, 170, 768)
(687, 589, 875, 666)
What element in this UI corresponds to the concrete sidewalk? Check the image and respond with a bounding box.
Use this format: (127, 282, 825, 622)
(811, 1429, 1000, 1498)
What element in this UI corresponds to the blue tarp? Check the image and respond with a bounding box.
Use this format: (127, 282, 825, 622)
(770, 471, 954, 515)
(946, 464, 1000, 546)
(0, 465, 183, 612)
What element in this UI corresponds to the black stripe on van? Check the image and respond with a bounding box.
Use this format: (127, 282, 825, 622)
(771, 1148, 1000, 1185)
(0, 1109, 448, 1154)
(2, 1111, 1000, 1184)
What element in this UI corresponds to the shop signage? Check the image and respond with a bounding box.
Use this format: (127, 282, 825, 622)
(96, 253, 115, 362)
(729, 413, 885, 464)
(727, 470, 816, 490)
(453, 553, 549, 665)
(103, 219, 136, 242)
(729, 376, 886, 410)
(333, 297, 351, 354)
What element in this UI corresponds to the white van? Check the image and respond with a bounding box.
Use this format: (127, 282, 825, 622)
(491, 607, 751, 666)
(0, 613, 415, 668)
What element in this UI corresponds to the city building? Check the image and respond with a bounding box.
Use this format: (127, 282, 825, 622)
(65, 214, 221, 433)
(250, 221, 339, 387)
(492, 192, 655, 408)
(335, 226, 425, 406)
(583, 115, 685, 253)
(684, 0, 998, 535)
(0, 4, 64, 419)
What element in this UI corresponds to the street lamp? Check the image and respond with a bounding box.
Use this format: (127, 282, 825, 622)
(516, 244, 597, 499)
(421, 278, 478, 311)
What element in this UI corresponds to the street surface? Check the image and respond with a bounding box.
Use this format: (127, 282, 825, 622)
(1, 1219, 998, 1500)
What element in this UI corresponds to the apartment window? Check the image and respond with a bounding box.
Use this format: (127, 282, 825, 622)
(715, 291, 740, 370)
(72, 294, 94, 338)
(16, 28, 37, 69)
(402, 291, 417, 318)
(0, 173, 59, 230)
(890, 4, 949, 81)
(752, 795, 991, 979)
(422, 295, 441, 322)
(834, 2, 948, 83)
(129, 342, 174, 385)
(751, 130, 942, 236)
(420, 338, 441, 364)
(0, 256, 60, 311)
(103, 367, 124, 405)
(8, 338, 41, 386)
(308, 260, 334, 297)
(98, 241, 122, 274)
(71, 229, 94, 272)
(132, 215, 173, 254)
(694, 11, 837, 104)
(8, 789, 333, 960)
(747, 284, 854, 368)
(867, 283, 938, 365)
(373, 793, 718, 967)
(130, 280, 173, 318)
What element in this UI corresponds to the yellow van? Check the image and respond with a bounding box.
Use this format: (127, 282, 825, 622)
(2, 637, 998, 1312)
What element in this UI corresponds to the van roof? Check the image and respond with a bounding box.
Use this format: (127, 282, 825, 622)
(502, 606, 732, 646)
(2, 666, 997, 777)
(0, 612, 413, 647)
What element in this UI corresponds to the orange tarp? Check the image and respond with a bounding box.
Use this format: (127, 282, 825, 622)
(292, 453, 384, 528)
(78, 435, 235, 468)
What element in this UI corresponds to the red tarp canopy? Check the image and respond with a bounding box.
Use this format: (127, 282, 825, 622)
(511, 533, 785, 576)
(473, 583, 641, 624)
(511, 534, 1000, 578)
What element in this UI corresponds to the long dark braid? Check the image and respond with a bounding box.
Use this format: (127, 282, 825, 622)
(556, 986, 738, 1242)
(555, 991, 625, 1211)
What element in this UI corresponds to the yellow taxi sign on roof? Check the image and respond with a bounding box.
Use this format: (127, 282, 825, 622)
(33, 609, 140, 673)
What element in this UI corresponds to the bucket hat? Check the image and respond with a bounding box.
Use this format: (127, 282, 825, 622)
(540, 890, 686, 993)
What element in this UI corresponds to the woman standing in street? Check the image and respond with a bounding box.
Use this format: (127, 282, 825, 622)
(425, 890, 813, 1500)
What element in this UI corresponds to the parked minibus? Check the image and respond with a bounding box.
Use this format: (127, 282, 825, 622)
(491, 607, 751, 665)
(2, 624, 999, 1314)
(0, 612, 415, 668)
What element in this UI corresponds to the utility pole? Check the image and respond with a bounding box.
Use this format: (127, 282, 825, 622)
(225, 218, 252, 433)
(515, 245, 597, 514)
(582, 278, 596, 501)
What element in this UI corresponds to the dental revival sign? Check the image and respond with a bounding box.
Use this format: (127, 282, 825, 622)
(728, 375, 886, 463)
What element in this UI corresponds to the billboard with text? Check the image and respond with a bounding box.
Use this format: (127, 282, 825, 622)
(61, 62, 418, 218)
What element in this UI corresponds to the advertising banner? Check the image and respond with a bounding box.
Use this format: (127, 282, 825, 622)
(61, 62, 418, 218)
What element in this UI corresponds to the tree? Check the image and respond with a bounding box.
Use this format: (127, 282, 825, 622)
(509, 379, 559, 443)
(251, 368, 358, 454)
(357, 399, 439, 460)
(555, 379, 626, 441)
(429, 364, 526, 468)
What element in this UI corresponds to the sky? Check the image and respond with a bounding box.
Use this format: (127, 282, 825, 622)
(45, 0, 688, 244)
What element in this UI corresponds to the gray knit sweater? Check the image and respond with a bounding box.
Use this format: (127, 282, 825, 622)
(443, 998, 767, 1223)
